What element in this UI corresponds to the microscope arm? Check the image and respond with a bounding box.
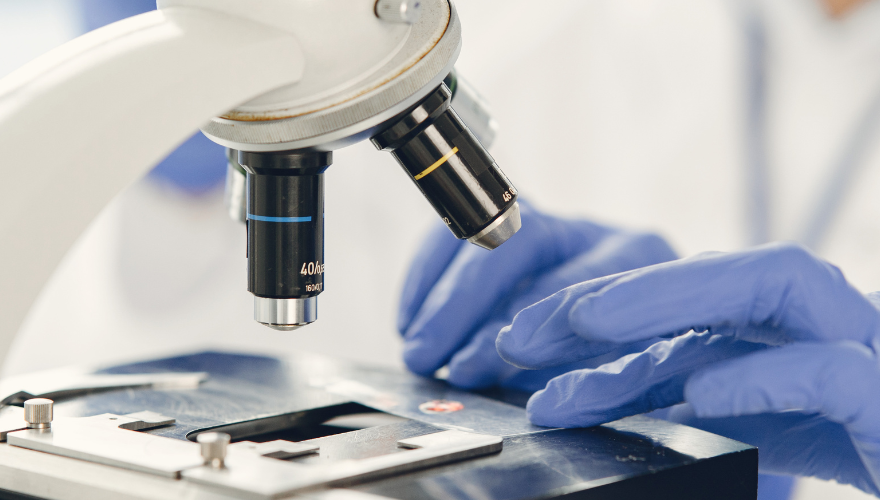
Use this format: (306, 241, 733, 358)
(0, 7, 304, 368)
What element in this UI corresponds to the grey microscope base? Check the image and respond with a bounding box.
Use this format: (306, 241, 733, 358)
(0, 351, 757, 500)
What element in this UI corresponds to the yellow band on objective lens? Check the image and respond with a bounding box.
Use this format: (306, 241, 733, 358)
(414, 147, 459, 180)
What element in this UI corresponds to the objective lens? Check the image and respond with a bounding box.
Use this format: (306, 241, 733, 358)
(236, 150, 329, 331)
(372, 83, 520, 250)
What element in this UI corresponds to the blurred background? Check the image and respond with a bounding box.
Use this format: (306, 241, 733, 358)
(2, 1, 880, 498)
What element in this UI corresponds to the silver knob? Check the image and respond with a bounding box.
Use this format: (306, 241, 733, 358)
(375, 0, 422, 24)
(198, 432, 230, 469)
(24, 398, 53, 430)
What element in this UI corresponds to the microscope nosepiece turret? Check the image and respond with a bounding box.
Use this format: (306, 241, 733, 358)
(236, 150, 329, 331)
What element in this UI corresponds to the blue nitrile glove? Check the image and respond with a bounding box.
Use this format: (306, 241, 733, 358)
(398, 201, 678, 390)
(497, 242, 880, 495)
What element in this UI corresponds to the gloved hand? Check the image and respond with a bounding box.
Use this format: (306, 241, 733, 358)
(497, 242, 880, 495)
(398, 201, 678, 390)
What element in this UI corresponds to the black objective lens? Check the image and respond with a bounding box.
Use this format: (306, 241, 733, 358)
(372, 83, 520, 249)
(237, 150, 329, 331)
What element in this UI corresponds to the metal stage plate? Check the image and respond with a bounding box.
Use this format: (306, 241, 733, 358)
(0, 351, 757, 500)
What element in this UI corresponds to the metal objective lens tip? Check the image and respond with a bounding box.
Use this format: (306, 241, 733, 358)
(263, 324, 303, 332)
(467, 202, 522, 250)
(254, 296, 317, 331)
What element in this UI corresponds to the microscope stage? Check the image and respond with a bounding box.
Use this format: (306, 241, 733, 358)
(0, 351, 757, 500)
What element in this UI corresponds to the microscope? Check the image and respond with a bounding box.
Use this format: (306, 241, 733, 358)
(228, 70, 518, 331)
(232, 70, 515, 330)
(0, 2, 757, 499)
(0, 0, 519, 343)
(203, 0, 520, 331)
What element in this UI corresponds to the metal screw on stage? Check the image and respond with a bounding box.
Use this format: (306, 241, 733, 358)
(198, 432, 231, 469)
(24, 398, 53, 430)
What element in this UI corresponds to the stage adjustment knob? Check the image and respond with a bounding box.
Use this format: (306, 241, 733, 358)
(198, 432, 230, 469)
(24, 398, 53, 430)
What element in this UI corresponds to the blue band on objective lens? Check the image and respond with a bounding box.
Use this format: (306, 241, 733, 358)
(247, 214, 312, 223)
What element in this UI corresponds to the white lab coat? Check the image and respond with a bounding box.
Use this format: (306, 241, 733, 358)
(4, 1, 880, 498)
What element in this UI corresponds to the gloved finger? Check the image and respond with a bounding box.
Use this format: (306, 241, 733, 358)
(397, 221, 463, 334)
(507, 231, 678, 314)
(402, 203, 614, 376)
(524, 331, 765, 427)
(496, 276, 622, 370)
(566, 242, 879, 346)
(446, 319, 522, 389)
(500, 339, 662, 393)
(447, 315, 661, 391)
(685, 341, 880, 436)
(667, 405, 879, 495)
(684, 342, 880, 492)
(495, 232, 678, 370)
